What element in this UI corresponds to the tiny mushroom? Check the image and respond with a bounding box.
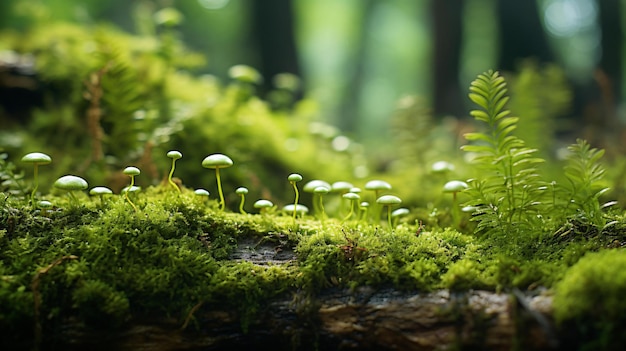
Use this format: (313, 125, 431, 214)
(332, 181, 354, 215)
(376, 195, 402, 230)
(202, 154, 234, 211)
(21, 152, 52, 206)
(360, 201, 370, 221)
(236, 186, 249, 214)
(431, 161, 455, 174)
(443, 180, 468, 228)
(443, 180, 468, 201)
(54, 175, 89, 207)
(391, 207, 410, 226)
(38, 200, 53, 216)
(314, 186, 330, 219)
(89, 186, 113, 206)
(303, 180, 331, 214)
(123, 166, 141, 211)
(282, 204, 309, 217)
(342, 192, 360, 221)
(194, 188, 210, 204)
(254, 199, 274, 214)
(288, 173, 303, 220)
(166, 150, 183, 192)
(364, 180, 392, 199)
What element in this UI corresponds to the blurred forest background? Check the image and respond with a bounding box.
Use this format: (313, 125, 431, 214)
(0, 0, 625, 208)
(1, 0, 624, 146)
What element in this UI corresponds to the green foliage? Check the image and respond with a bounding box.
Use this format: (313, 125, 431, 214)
(562, 139, 611, 226)
(554, 249, 626, 350)
(462, 70, 546, 237)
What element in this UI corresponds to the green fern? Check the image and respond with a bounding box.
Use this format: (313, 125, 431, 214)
(462, 70, 546, 236)
(562, 139, 610, 226)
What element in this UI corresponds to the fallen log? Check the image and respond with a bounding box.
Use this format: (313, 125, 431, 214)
(52, 288, 558, 351)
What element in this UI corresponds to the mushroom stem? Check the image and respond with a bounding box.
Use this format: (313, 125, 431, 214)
(386, 205, 392, 230)
(31, 164, 39, 206)
(125, 176, 138, 212)
(168, 158, 180, 192)
(292, 184, 299, 220)
(215, 168, 225, 211)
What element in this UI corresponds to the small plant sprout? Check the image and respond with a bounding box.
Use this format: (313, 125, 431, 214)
(254, 199, 274, 214)
(282, 204, 309, 217)
(166, 150, 182, 192)
(89, 186, 113, 207)
(288, 173, 303, 220)
(53, 175, 88, 208)
(391, 208, 410, 227)
(443, 180, 468, 228)
(376, 195, 402, 230)
(21, 152, 52, 206)
(314, 186, 330, 219)
(236, 187, 248, 214)
(123, 166, 141, 212)
(342, 192, 360, 222)
(202, 154, 233, 211)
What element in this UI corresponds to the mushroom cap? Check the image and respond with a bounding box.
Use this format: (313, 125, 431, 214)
(123, 166, 141, 176)
(331, 181, 354, 193)
(443, 180, 469, 193)
(376, 195, 402, 205)
(167, 150, 183, 160)
(360, 201, 370, 208)
(303, 180, 331, 193)
(194, 188, 210, 196)
(21, 152, 52, 165)
(89, 186, 113, 196)
(54, 175, 88, 191)
(365, 180, 392, 191)
(282, 204, 309, 214)
(121, 185, 141, 193)
(202, 154, 234, 169)
(236, 187, 249, 195)
(349, 187, 362, 194)
(288, 173, 303, 182)
(314, 186, 329, 194)
(391, 208, 410, 218)
(431, 161, 455, 173)
(254, 199, 274, 208)
(38, 200, 53, 209)
(342, 192, 360, 200)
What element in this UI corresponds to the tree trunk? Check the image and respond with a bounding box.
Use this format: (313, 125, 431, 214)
(431, 0, 465, 118)
(250, 0, 301, 94)
(496, 0, 553, 71)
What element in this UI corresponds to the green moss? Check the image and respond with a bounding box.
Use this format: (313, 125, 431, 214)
(554, 249, 626, 349)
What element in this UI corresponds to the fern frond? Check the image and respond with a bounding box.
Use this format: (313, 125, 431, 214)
(462, 70, 547, 236)
(562, 139, 609, 226)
